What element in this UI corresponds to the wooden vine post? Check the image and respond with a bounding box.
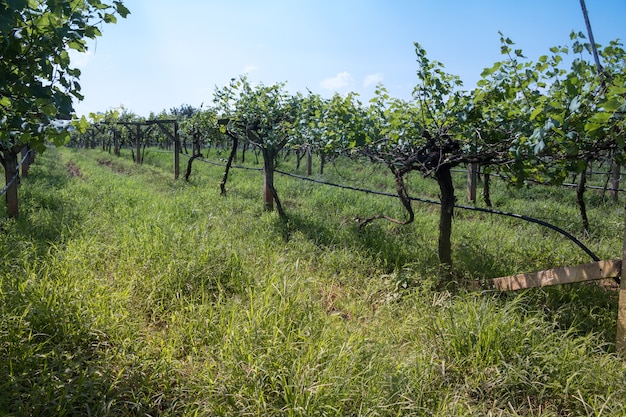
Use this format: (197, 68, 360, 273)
(113, 129, 120, 156)
(611, 160, 620, 202)
(3, 150, 18, 217)
(262, 149, 275, 211)
(466, 163, 478, 203)
(20, 145, 30, 178)
(617, 208, 626, 353)
(174, 121, 180, 180)
(306, 145, 312, 177)
(135, 124, 142, 164)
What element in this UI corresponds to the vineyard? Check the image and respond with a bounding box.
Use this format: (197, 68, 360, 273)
(2, 0, 626, 413)
(0, 144, 625, 415)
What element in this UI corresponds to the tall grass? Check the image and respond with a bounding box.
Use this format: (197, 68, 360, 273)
(0, 146, 624, 416)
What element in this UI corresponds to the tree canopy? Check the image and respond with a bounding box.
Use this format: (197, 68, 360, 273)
(0, 0, 129, 153)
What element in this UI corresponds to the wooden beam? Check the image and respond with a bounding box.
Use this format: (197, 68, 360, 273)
(155, 122, 176, 142)
(491, 259, 621, 291)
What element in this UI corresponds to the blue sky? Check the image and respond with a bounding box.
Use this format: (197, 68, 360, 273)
(71, 0, 626, 117)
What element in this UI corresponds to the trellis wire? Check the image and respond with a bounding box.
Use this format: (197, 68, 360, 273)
(176, 152, 600, 263)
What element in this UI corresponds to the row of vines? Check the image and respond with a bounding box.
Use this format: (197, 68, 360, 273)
(66, 33, 626, 285)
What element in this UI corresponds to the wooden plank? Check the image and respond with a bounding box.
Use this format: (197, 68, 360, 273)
(491, 259, 621, 291)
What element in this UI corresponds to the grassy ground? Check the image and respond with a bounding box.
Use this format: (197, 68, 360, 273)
(1, 146, 625, 416)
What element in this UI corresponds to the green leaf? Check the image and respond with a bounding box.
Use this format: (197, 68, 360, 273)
(530, 106, 543, 121)
(568, 96, 581, 113)
(68, 39, 87, 51)
(584, 122, 603, 135)
(41, 102, 57, 117)
(51, 130, 71, 146)
(77, 115, 90, 133)
(114, 1, 131, 18)
(603, 98, 623, 112)
(480, 62, 502, 77)
(85, 25, 102, 38)
(588, 111, 611, 125)
(103, 13, 117, 24)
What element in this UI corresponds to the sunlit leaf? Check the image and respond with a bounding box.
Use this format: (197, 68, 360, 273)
(603, 98, 623, 112)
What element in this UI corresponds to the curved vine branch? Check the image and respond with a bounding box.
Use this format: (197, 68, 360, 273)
(220, 124, 239, 196)
(358, 166, 414, 228)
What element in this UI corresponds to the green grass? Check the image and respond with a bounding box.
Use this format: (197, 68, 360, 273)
(0, 146, 625, 416)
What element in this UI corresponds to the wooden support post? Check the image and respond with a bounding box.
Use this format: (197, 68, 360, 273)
(263, 150, 274, 211)
(114, 129, 120, 156)
(20, 146, 30, 178)
(467, 163, 477, 203)
(611, 160, 620, 202)
(617, 208, 626, 353)
(135, 124, 141, 164)
(3, 149, 19, 217)
(306, 145, 312, 177)
(174, 122, 180, 180)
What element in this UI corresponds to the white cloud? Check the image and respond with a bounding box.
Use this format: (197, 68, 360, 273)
(320, 71, 355, 91)
(68, 49, 94, 70)
(363, 73, 384, 87)
(243, 64, 259, 73)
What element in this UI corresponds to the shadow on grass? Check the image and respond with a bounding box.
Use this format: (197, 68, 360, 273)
(513, 283, 620, 349)
(0, 280, 173, 416)
(272, 210, 439, 272)
(1, 150, 87, 257)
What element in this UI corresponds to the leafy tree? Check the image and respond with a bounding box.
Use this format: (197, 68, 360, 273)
(169, 103, 198, 120)
(0, 0, 129, 216)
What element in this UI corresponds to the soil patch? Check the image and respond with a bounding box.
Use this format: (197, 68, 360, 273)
(66, 161, 82, 178)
